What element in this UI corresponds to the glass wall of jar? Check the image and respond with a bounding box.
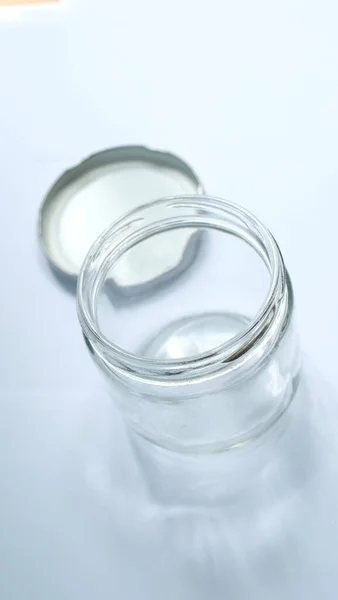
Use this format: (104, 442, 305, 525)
(77, 195, 304, 502)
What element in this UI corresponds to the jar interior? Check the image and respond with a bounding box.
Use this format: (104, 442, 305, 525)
(96, 225, 270, 360)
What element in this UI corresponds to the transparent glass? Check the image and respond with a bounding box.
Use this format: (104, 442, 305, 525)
(77, 196, 338, 598)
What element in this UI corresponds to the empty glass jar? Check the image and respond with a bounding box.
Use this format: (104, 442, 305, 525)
(77, 195, 338, 599)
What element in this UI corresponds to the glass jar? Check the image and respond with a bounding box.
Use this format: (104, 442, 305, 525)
(77, 195, 338, 598)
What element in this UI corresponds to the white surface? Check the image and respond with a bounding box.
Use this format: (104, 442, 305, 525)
(1, 0, 338, 598)
(42, 160, 198, 283)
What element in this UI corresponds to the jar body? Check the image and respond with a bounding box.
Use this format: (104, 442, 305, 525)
(89, 308, 300, 504)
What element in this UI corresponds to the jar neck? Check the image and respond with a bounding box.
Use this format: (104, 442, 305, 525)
(77, 196, 292, 395)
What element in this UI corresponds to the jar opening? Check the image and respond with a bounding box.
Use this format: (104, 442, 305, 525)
(77, 196, 290, 386)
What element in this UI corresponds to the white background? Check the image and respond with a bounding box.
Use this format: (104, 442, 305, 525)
(1, 1, 338, 597)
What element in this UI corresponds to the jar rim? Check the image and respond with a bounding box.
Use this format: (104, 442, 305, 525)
(77, 195, 289, 384)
